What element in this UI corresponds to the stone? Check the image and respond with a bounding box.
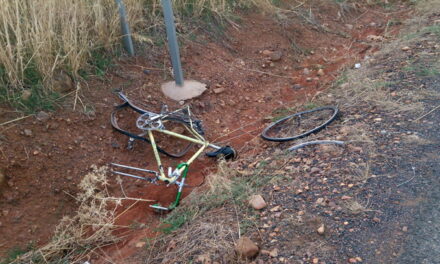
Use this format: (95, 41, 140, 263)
(401, 46, 411, 51)
(317, 224, 325, 235)
(24, 129, 33, 137)
(36, 111, 50, 122)
(235, 236, 259, 258)
(293, 84, 302, 90)
(262, 50, 273, 56)
(270, 205, 281, 212)
(196, 254, 212, 264)
(269, 248, 279, 257)
(367, 35, 384, 42)
(21, 89, 32, 101)
(269, 51, 283, 61)
(303, 68, 310, 75)
(213, 87, 226, 94)
(135, 241, 146, 248)
(249, 195, 267, 210)
(317, 69, 325, 76)
(311, 167, 321, 174)
(52, 71, 75, 93)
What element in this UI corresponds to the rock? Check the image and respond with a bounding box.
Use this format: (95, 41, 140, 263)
(196, 254, 212, 264)
(367, 35, 384, 42)
(235, 236, 259, 258)
(213, 87, 226, 94)
(269, 51, 283, 61)
(303, 68, 310, 75)
(402, 226, 408, 232)
(52, 71, 75, 93)
(317, 224, 325, 235)
(317, 69, 325, 76)
(135, 241, 146, 248)
(311, 167, 321, 174)
(21, 89, 32, 101)
(345, 24, 354, 30)
(373, 217, 381, 223)
(262, 50, 273, 56)
(306, 77, 313, 82)
(401, 46, 411, 51)
(24, 129, 33, 137)
(269, 248, 279, 257)
(36, 111, 50, 122)
(249, 195, 267, 210)
(260, 249, 271, 255)
(312, 258, 319, 264)
(270, 205, 281, 212)
(292, 84, 302, 90)
(341, 195, 352, 200)
(341, 83, 349, 89)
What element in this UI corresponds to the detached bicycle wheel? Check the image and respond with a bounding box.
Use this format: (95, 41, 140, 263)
(261, 106, 339, 142)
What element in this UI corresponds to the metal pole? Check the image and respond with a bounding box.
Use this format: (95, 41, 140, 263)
(115, 0, 135, 56)
(161, 0, 184, 86)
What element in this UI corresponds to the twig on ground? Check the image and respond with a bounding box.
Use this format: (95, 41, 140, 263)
(288, 140, 345, 151)
(0, 114, 33, 126)
(397, 166, 417, 187)
(414, 104, 440, 122)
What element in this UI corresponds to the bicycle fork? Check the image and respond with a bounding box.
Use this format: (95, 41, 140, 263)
(150, 163, 189, 211)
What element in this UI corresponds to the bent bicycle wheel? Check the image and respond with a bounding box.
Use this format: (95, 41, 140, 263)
(261, 106, 339, 142)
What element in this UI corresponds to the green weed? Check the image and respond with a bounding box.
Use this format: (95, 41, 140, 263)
(0, 243, 35, 264)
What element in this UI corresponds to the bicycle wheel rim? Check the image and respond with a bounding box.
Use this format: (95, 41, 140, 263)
(261, 106, 339, 142)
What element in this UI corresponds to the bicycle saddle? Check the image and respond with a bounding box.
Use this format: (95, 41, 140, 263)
(206, 146, 237, 160)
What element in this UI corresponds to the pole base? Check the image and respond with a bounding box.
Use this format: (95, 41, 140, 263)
(161, 80, 207, 101)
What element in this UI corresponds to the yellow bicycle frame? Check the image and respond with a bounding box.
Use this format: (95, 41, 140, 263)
(147, 120, 209, 183)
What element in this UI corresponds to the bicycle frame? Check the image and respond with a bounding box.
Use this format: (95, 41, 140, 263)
(110, 93, 233, 211)
(147, 121, 216, 183)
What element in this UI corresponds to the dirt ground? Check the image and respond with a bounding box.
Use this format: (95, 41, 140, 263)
(0, 0, 420, 262)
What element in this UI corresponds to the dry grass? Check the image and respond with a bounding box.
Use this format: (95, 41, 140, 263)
(145, 209, 238, 264)
(9, 165, 150, 264)
(0, 0, 274, 101)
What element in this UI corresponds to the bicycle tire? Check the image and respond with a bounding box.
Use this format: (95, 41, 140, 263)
(111, 105, 194, 158)
(261, 106, 339, 142)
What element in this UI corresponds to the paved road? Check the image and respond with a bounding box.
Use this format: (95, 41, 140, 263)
(397, 76, 440, 264)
